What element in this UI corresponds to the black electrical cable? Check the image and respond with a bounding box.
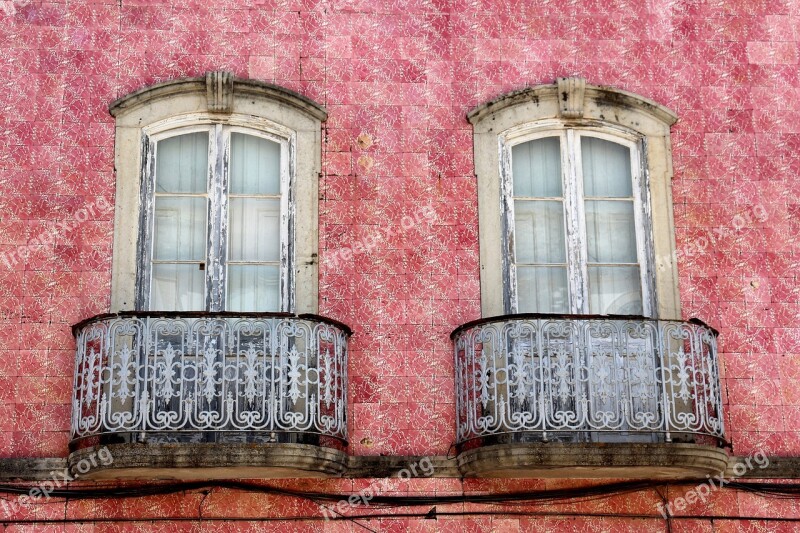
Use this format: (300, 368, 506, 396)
(1, 479, 800, 508)
(2, 513, 800, 525)
(726, 480, 800, 498)
(0, 479, 650, 503)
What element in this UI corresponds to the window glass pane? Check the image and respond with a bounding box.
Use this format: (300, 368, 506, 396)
(227, 265, 279, 311)
(517, 266, 568, 313)
(512, 137, 562, 197)
(514, 200, 565, 263)
(588, 266, 642, 315)
(585, 200, 637, 263)
(156, 132, 208, 193)
(153, 197, 207, 261)
(582, 137, 632, 197)
(151, 264, 205, 311)
(228, 198, 281, 262)
(230, 133, 281, 195)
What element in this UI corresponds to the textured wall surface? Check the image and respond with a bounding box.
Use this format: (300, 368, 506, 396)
(1, 0, 799, 528)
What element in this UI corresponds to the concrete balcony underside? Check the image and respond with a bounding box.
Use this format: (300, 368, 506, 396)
(66, 441, 728, 480)
(68, 443, 350, 480)
(456, 442, 729, 479)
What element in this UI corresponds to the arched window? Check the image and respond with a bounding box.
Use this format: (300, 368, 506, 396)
(469, 77, 680, 319)
(108, 71, 326, 313)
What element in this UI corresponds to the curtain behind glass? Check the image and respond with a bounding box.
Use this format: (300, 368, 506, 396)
(582, 137, 642, 315)
(227, 133, 282, 311)
(151, 132, 208, 311)
(512, 137, 568, 313)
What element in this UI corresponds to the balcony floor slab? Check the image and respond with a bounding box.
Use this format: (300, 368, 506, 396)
(68, 443, 349, 480)
(457, 442, 729, 479)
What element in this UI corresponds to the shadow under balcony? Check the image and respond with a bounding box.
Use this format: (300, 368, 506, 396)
(452, 314, 728, 479)
(69, 312, 350, 480)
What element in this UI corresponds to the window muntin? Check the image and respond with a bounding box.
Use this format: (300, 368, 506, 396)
(506, 129, 653, 317)
(141, 124, 289, 312)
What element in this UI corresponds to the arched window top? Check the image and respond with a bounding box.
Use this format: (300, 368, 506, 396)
(467, 77, 677, 137)
(470, 78, 682, 320)
(109, 71, 327, 126)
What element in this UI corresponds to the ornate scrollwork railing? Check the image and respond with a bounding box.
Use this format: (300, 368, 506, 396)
(452, 315, 724, 446)
(71, 313, 349, 445)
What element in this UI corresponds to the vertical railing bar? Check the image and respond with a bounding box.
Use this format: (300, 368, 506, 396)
(658, 320, 671, 442)
(535, 318, 545, 437)
(690, 323, 703, 434)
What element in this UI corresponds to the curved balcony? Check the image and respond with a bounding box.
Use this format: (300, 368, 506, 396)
(452, 315, 727, 478)
(70, 312, 350, 479)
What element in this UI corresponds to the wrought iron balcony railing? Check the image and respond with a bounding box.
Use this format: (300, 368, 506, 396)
(71, 312, 350, 446)
(453, 315, 725, 447)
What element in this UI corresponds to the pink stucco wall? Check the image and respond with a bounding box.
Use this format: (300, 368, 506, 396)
(1, 0, 799, 528)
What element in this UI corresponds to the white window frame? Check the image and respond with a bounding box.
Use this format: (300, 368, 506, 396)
(138, 118, 294, 312)
(501, 122, 656, 317)
(469, 78, 680, 320)
(109, 72, 326, 314)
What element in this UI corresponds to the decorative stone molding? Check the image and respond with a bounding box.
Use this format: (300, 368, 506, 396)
(68, 444, 350, 480)
(5, 451, 800, 481)
(51, 443, 733, 480)
(205, 70, 234, 113)
(466, 79, 677, 128)
(557, 76, 586, 118)
(0, 457, 67, 481)
(109, 73, 327, 121)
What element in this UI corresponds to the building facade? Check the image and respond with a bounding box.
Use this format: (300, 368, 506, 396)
(1, 0, 799, 530)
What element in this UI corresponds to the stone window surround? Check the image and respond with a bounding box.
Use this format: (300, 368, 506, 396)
(468, 77, 681, 320)
(108, 71, 326, 314)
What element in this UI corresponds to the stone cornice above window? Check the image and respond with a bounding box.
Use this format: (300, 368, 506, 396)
(467, 77, 677, 134)
(109, 70, 328, 122)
